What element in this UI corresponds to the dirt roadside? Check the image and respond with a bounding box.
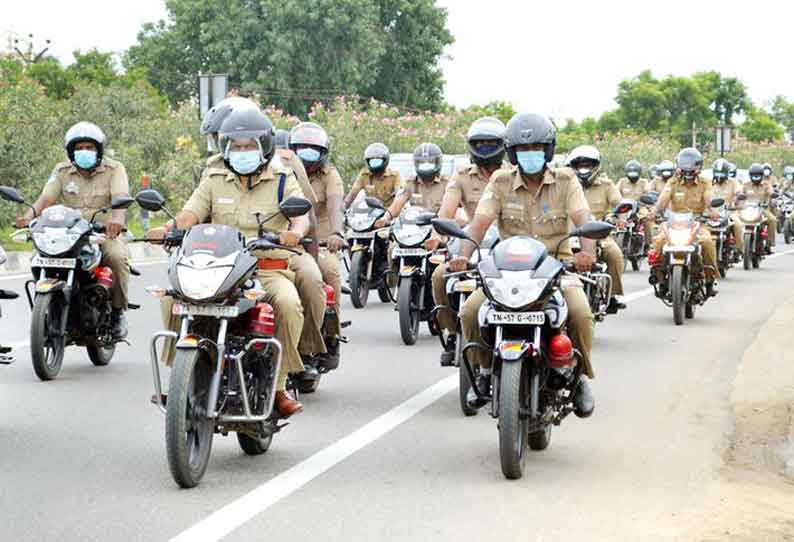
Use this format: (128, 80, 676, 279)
(688, 287, 794, 541)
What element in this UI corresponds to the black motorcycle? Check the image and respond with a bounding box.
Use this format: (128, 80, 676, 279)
(345, 197, 392, 308)
(706, 199, 738, 278)
(0, 246, 18, 365)
(391, 206, 438, 345)
(432, 218, 613, 479)
(739, 198, 769, 270)
(0, 186, 137, 380)
(137, 189, 313, 488)
(781, 191, 794, 244)
(612, 197, 650, 271)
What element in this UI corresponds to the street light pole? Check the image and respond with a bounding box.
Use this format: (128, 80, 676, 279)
(12, 34, 51, 65)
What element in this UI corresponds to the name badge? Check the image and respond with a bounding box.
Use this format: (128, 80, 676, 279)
(217, 197, 235, 204)
(65, 181, 79, 195)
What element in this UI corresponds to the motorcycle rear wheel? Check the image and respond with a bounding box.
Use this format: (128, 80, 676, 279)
(237, 430, 273, 456)
(165, 348, 214, 488)
(499, 359, 529, 479)
(671, 266, 685, 326)
(743, 234, 752, 271)
(87, 342, 115, 367)
(30, 294, 66, 381)
(785, 222, 792, 244)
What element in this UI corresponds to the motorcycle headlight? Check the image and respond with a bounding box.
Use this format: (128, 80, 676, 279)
(668, 228, 692, 246)
(349, 214, 376, 232)
(393, 224, 430, 247)
(32, 227, 80, 256)
(485, 272, 549, 310)
(176, 265, 232, 301)
(740, 208, 759, 223)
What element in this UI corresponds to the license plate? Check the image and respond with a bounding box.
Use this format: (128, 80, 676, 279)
(487, 311, 545, 325)
(394, 248, 428, 257)
(663, 245, 695, 253)
(31, 256, 76, 269)
(173, 303, 239, 318)
(351, 231, 375, 239)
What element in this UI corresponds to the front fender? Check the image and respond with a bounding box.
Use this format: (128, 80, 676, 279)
(35, 279, 67, 295)
(176, 335, 201, 350)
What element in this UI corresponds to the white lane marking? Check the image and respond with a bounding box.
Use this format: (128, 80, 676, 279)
(0, 259, 168, 281)
(623, 287, 654, 303)
(0, 273, 30, 282)
(170, 376, 458, 542)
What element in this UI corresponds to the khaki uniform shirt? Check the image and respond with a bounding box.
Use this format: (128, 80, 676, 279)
(184, 162, 302, 260)
(445, 162, 509, 219)
(616, 177, 650, 200)
(396, 175, 447, 213)
(710, 179, 743, 207)
(659, 175, 712, 214)
(584, 174, 621, 221)
(41, 158, 129, 224)
(743, 180, 773, 204)
(476, 166, 589, 258)
(349, 168, 402, 206)
(308, 163, 344, 239)
(651, 176, 670, 193)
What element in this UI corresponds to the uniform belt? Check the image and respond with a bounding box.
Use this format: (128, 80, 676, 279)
(257, 258, 288, 270)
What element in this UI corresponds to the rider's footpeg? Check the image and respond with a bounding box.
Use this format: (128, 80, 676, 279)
(340, 320, 352, 329)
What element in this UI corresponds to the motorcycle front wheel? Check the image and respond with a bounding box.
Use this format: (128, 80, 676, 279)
(349, 251, 370, 309)
(30, 294, 66, 381)
(165, 348, 214, 488)
(743, 233, 753, 271)
(499, 359, 529, 479)
(785, 221, 792, 244)
(398, 277, 420, 345)
(459, 335, 477, 417)
(671, 266, 685, 326)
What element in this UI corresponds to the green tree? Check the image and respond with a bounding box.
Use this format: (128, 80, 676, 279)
(771, 95, 794, 140)
(67, 49, 120, 87)
(25, 57, 74, 99)
(613, 70, 666, 131)
(741, 107, 784, 143)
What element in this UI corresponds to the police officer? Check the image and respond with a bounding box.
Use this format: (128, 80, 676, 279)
(710, 158, 744, 253)
(448, 113, 596, 418)
(728, 162, 739, 181)
(289, 122, 345, 369)
(567, 145, 625, 313)
(746, 162, 777, 253)
(782, 165, 794, 192)
(428, 117, 508, 364)
(653, 160, 675, 193)
(199, 99, 327, 374)
(345, 143, 402, 209)
(18, 122, 131, 339)
(650, 148, 720, 297)
(616, 160, 649, 196)
(148, 108, 307, 417)
(763, 163, 777, 188)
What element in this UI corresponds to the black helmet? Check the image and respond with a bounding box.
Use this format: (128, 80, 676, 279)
(274, 129, 290, 150)
(624, 159, 642, 182)
(289, 122, 330, 171)
(200, 97, 259, 152)
(504, 113, 557, 174)
(467, 116, 506, 168)
(712, 158, 730, 183)
(364, 142, 390, 174)
(64, 122, 106, 169)
(649, 164, 660, 178)
(763, 163, 773, 177)
(218, 108, 275, 177)
(676, 147, 703, 181)
(749, 163, 765, 184)
(413, 142, 443, 181)
(728, 162, 738, 178)
(565, 145, 601, 188)
(784, 165, 794, 181)
(658, 160, 675, 180)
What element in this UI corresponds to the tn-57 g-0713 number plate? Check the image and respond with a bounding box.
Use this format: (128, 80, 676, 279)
(173, 303, 239, 318)
(487, 311, 545, 325)
(393, 248, 428, 257)
(31, 256, 77, 268)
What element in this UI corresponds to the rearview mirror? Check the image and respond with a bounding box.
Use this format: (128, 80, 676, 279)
(111, 196, 135, 210)
(431, 218, 468, 240)
(710, 197, 725, 208)
(415, 212, 436, 226)
(135, 189, 166, 212)
(365, 197, 384, 210)
(736, 193, 747, 201)
(0, 186, 25, 204)
(279, 196, 312, 218)
(639, 193, 658, 206)
(571, 220, 614, 240)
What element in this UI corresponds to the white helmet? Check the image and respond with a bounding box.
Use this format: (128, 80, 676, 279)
(566, 145, 601, 167)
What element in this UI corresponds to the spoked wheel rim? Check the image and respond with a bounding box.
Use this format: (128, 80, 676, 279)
(185, 360, 212, 470)
(41, 302, 63, 371)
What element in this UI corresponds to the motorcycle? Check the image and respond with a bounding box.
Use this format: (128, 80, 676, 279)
(345, 197, 392, 308)
(0, 246, 19, 365)
(739, 198, 768, 270)
(649, 198, 724, 325)
(432, 218, 614, 479)
(706, 200, 738, 279)
(780, 192, 794, 244)
(612, 198, 649, 271)
(137, 188, 313, 488)
(391, 206, 438, 345)
(0, 186, 137, 380)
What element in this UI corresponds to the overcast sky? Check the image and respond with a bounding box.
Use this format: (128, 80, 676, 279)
(5, 0, 792, 120)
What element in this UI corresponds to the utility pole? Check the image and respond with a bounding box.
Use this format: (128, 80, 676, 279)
(12, 34, 51, 65)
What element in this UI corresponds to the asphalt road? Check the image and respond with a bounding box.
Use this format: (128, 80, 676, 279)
(1, 240, 793, 542)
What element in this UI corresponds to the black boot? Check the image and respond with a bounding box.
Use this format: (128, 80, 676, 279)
(706, 281, 718, 298)
(298, 356, 320, 381)
(111, 309, 128, 340)
(606, 296, 626, 314)
(439, 336, 456, 367)
(573, 376, 595, 418)
(466, 372, 491, 409)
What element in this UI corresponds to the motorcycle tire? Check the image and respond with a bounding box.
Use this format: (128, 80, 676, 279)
(528, 424, 552, 451)
(87, 342, 115, 367)
(785, 223, 792, 245)
(30, 294, 66, 381)
(499, 359, 529, 480)
(165, 348, 214, 488)
(377, 285, 393, 303)
(237, 429, 273, 456)
(349, 251, 369, 309)
(296, 374, 321, 394)
(459, 335, 477, 417)
(398, 278, 420, 345)
(630, 257, 640, 272)
(671, 266, 685, 326)
(685, 298, 696, 319)
(743, 234, 753, 271)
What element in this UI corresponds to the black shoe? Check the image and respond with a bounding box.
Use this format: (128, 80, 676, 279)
(316, 349, 340, 372)
(111, 309, 128, 340)
(606, 296, 626, 314)
(706, 281, 718, 298)
(573, 377, 594, 418)
(298, 356, 320, 380)
(466, 372, 491, 410)
(439, 336, 456, 367)
(766, 246, 774, 255)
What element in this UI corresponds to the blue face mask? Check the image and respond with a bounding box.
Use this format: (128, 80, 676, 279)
(74, 150, 97, 170)
(368, 158, 384, 170)
(515, 150, 546, 175)
(297, 148, 321, 163)
(229, 151, 262, 175)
